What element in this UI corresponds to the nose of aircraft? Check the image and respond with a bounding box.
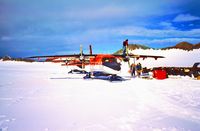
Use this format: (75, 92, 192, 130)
(102, 61, 121, 71)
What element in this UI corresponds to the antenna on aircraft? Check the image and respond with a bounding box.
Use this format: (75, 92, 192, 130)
(89, 45, 92, 55)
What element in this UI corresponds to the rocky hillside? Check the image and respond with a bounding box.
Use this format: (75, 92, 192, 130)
(114, 44, 151, 54)
(162, 42, 200, 50)
(114, 42, 200, 54)
(193, 43, 200, 49)
(0, 55, 35, 62)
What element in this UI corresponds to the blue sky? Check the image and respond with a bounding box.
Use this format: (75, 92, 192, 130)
(0, 0, 200, 57)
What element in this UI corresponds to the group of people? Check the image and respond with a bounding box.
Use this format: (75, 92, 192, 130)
(131, 63, 142, 77)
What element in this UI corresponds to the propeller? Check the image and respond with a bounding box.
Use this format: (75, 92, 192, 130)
(80, 44, 85, 69)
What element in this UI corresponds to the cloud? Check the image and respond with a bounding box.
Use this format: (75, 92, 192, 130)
(58, 25, 200, 50)
(112, 26, 200, 38)
(1, 36, 12, 41)
(159, 22, 176, 30)
(1, 0, 200, 56)
(67, 5, 129, 20)
(65, 0, 182, 21)
(173, 14, 200, 22)
(3, 24, 200, 46)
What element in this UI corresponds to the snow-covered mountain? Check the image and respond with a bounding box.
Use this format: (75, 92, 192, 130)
(114, 42, 200, 68)
(128, 48, 200, 68)
(162, 42, 200, 50)
(115, 42, 200, 53)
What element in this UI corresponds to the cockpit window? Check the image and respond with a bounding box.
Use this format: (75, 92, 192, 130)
(102, 58, 117, 63)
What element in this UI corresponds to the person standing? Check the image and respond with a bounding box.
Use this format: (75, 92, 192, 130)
(123, 39, 128, 56)
(131, 63, 136, 77)
(136, 63, 142, 77)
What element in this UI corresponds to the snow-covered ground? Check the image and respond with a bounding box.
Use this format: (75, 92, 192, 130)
(128, 48, 200, 68)
(0, 60, 200, 131)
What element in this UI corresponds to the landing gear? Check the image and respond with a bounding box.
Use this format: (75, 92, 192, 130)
(83, 72, 91, 79)
(83, 72, 124, 81)
(108, 75, 123, 81)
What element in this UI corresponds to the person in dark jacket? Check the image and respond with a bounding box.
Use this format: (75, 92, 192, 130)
(136, 63, 142, 77)
(122, 39, 128, 56)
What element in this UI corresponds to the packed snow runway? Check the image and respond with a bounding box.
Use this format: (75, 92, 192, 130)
(0, 61, 200, 131)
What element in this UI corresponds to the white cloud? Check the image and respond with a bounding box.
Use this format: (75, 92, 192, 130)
(159, 22, 176, 30)
(63, 0, 182, 22)
(61, 24, 200, 43)
(1, 36, 12, 41)
(113, 26, 200, 38)
(66, 5, 129, 20)
(173, 14, 200, 22)
(62, 25, 200, 49)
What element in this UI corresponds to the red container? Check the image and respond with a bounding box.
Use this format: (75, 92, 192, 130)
(153, 69, 167, 80)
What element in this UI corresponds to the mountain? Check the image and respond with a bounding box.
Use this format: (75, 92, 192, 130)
(114, 42, 200, 54)
(0, 55, 34, 62)
(114, 44, 151, 54)
(1, 55, 12, 61)
(174, 41, 194, 50)
(127, 44, 151, 50)
(162, 41, 195, 50)
(193, 43, 200, 49)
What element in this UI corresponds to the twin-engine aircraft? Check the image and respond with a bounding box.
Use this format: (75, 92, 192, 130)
(28, 45, 164, 81)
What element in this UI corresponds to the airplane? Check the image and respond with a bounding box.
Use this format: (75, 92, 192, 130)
(28, 44, 165, 81)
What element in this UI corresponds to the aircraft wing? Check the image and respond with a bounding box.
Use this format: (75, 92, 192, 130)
(113, 54, 165, 60)
(27, 54, 97, 58)
(27, 53, 164, 61)
(26, 54, 98, 62)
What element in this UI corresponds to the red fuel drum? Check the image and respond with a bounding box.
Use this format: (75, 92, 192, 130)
(153, 69, 167, 80)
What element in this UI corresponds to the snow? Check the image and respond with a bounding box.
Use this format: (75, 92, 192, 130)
(129, 48, 200, 67)
(0, 49, 200, 131)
